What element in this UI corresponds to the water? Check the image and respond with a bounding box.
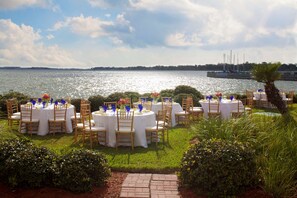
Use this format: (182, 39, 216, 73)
(0, 69, 296, 99)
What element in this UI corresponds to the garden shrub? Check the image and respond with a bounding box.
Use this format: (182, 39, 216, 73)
(106, 92, 127, 102)
(0, 139, 56, 188)
(54, 150, 111, 193)
(88, 95, 105, 112)
(70, 98, 81, 112)
(180, 139, 257, 197)
(173, 85, 203, 100)
(173, 93, 200, 106)
(0, 90, 30, 113)
(160, 89, 174, 98)
(124, 91, 140, 102)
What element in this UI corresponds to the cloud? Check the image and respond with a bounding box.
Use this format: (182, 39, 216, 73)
(46, 34, 54, 40)
(52, 14, 134, 39)
(88, 0, 130, 8)
(0, 0, 58, 11)
(0, 19, 83, 67)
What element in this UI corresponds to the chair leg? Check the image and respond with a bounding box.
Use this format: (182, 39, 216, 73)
(116, 132, 118, 149)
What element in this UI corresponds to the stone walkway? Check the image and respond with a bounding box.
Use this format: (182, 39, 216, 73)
(120, 173, 180, 198)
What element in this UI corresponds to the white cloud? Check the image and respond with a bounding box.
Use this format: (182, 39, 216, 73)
(0, 19, 83, 67)
(52, 14, 134, 38)
(0, 0, 58, 11)
(46, 34, 54, 40)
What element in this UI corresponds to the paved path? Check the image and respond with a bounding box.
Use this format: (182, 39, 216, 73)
(120, 173, 180, 198)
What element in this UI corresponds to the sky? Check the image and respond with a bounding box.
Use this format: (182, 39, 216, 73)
(0, 0, 296, 68)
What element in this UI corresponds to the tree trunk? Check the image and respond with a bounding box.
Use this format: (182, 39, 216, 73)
(264, 82, 288, 115)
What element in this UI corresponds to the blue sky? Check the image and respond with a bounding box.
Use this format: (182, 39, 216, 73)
(0, 0, 296, 68)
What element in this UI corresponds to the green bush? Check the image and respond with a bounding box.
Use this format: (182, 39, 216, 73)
(160, 89, 174, 98)
(88, 95, 105, 112)
(70, 98, 81, 112)
(106, 92, 127, 102)
(124, 91, 140, 102)
(0, 139, 56, 188)
(54, 150, 111, 193)
(0, 90, 30, 113)
(174, 85, 203, 99)
(173, 93, 200, 106)
(180, 139, 257, 197)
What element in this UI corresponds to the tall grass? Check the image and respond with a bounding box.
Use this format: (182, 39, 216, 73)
(191, 114, 297, 197)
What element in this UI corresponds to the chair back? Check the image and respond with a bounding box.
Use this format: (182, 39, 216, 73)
(236, 99, 245, 113)
(6, 99, 19, 118)
(181, 98, 190, 112)
(288, 91, 294, 99)
(20, 104, 33, 121)
(116, 110, 134, 131)
(164, 105, 172, 127)
(156, 109, 167, 129)
(143, 101, 152, 111)
(80, 103, 93, 130)
(139, 97, 149, 104)
(161, 97, 172, 110)
(104, 101, 117, 109)
(53, 104, 67, 121)
(208, 101, 220, 113)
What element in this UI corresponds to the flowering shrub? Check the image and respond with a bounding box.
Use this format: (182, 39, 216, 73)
(151, 92, 160, 98)
(118, 98, 128, 106)
(180, 139, 257, 197)
(42, 93, 50, 102)
(215, 92, 222, 97)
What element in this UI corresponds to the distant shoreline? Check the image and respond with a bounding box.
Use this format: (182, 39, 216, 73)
(0, 63, 296, 71)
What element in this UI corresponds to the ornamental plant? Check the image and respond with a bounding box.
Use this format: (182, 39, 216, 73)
(180, 139, 257, 197)
(151, 92, 160, 100)
(42, 93, 50, 102)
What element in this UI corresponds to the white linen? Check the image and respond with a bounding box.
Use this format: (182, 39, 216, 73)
(134, 102, 183, 127)
(30, 104, 75, 135)
(92, 110, 156, 148)
(199, 99, 243, 119)
(253, 92, 286, 101)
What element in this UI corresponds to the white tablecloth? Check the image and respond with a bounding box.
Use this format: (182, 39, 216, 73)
(30, 104, 75, 135)
(92, 110, 156, 148)
(134, 102, 183, 127)
(199, 99, 243, 119)
(253, 92, 287, 100)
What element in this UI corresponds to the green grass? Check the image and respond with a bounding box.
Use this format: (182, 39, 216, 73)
(0, 121, 194, 172)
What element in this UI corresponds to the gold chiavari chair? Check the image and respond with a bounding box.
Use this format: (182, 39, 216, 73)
(48, 104, 67, 135)
(115, 110, 135, 150)
(187, 96, 203, 121)
(231, 99, 245, 118)
(6, 99, 20, 128)
(19, 104, 39, 135)
(146, 109, 167, 146)
(208, 101, 221, 118)
(81, 105, 107, 148)
(175, 97, 190, 125)
(104, 101, 117, 109)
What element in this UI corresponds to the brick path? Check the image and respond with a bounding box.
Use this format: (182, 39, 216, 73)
(120, 173, 180, 198)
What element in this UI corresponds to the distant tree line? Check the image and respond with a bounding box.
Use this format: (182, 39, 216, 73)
(1, 62, 296, 71)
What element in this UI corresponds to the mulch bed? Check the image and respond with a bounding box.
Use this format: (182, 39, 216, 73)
(0, 172, 272, 198)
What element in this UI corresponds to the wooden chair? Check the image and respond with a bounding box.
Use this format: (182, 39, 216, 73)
(208, 101, 221, 118)
(74, 103, 92, 142)
(187, 96, 203, 121)
(231, 100, 245, 118)
(81, 106, 107, 148)
(139, 97, 149, 103)
(143, 101, 152, 111)
(6, 99, 20, 128)
(104, 101, 117, 109)
(161, 97, 172, 111)
(286, 91, 294, 107)
(115, 110, 135, 150)
(175, 98, 190, 125)
(146, 109, 167, 146)
(19, 104, 39, 135)
(48, 104, 67, 135)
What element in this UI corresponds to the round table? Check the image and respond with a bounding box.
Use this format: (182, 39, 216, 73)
(30, 104, 75, 135)
(199, 99, 243, 119)
(133, 102, 183, 127)
(92, 110, 156, 148)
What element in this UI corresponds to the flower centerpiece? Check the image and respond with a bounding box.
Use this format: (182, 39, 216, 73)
(118, 98, 128, 110)
(42, 93, 50, 102)
(151, 92, 160, 103)
(215, 92, 222, 101)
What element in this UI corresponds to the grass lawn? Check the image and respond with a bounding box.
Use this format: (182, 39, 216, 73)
(0, 120, 195, 172)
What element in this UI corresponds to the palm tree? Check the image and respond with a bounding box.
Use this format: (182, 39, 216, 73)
(252, 62, 288, 115)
